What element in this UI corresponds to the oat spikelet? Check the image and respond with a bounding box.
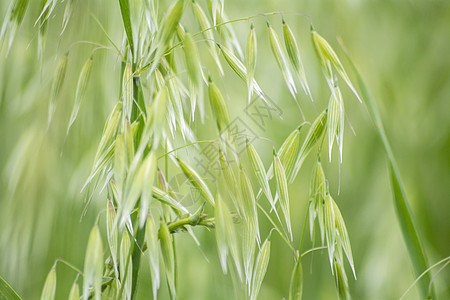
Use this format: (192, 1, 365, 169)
(208, 76, 230, 133)
(159, 221, 176, 299)
(146, 216, 161, 299)
(48, 53, 68, 127)
(83, 225, 103, 300)
(246, 24, 257, 102)
(311, 28, 362, 103)
(282, 19, 312, 100)
(192, 0, 223, 74)
(40, 267, 56, 300)
(67, 56, 93, 135)
(250, 237, 271, 300)
(267, 22, 297, 99)
(291, 110, 327, 183)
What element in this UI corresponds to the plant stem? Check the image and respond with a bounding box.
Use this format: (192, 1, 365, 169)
(257, 203, 296, 256)
(339, 39, 435, 299)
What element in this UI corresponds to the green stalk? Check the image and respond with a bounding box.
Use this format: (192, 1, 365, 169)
(0, 274, 22, 300)
(130, 216, 146, 300)
(118, 0, 134, 58)
(340, 40, 435, 299)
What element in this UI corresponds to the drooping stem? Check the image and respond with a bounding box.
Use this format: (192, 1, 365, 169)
(339, 39, 435, 299)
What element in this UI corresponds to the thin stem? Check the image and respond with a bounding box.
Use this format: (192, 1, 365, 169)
(399, 256, 450, 300)
(301, 246, 327, 258)
(298, 204, 310, 254)
(257, 203, 296, 256)
(54, 258, 83, 275)
(157, 140, 219, 160)
(255, 189, 289, 241)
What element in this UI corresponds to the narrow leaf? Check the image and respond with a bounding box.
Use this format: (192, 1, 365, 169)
(118, 0, 134, 56)
(342, 46, 434, 298)
(0, 274, 22, 300)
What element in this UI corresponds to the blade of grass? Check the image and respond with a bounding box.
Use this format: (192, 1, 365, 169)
(339, 39, 435, 299)
(0, 274, 22, 300)
(118, 0, 134, 58)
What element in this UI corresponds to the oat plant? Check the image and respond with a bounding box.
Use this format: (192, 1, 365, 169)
(0, 0, 441, 299)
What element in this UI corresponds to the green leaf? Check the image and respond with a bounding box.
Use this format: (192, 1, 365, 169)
(118, 0, 134, 57)
(389, 162, 431, 298)
(340, 42, 434, 299)
(0, 274, 22, 300)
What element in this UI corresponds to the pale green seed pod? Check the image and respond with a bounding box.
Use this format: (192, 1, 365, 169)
(219, 149, 240, 212)
(327, 82, 345, 162)
(146, 216, 161, 299)
(282, 19, 312, 100)
(48, 53, 68, 127)
(250, 237, 271, 300)
(334, 258, 350, 300)
(68, 282, 80, 300)
(192, 0, 223, 74)
(267, 22, 297, 98)
(106, 199, 119, 276)
(176, 157, 215, 206)
(183, 32, 204, 120)
(239, 167, 260, 242)
(122, 63, 133, 121)
(61, 0, 73, 35)
(215, 194, 229, 273)
(274, 151, 292, 241)
(119, 231, 132, 299)
(291, 109, 327, 183)
(311, 28, 362, 103)
(159, 221, 176, 299)
(246, 139, 273, 209)
(246, 24, 257, 101)
(83, 225, 103, 300)
(152, 186, 189, 214)
(208, 77, 230, 133)
(67, 56, 93, 134)
(219, 43, 246, 81)
(40, 267, 56, 300)
(332, 198, 356, 278)
(309, 159, 327, 244)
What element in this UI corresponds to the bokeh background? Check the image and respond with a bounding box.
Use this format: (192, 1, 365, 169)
(1, 0, 449, 299)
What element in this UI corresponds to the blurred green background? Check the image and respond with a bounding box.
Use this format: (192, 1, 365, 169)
(0, 0, 449, 299)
